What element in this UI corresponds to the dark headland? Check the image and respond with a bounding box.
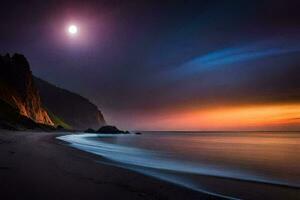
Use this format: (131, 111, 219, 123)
(0, 53, 105, 131)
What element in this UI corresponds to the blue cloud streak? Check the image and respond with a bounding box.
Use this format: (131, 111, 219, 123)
(170, 40, 300, 77)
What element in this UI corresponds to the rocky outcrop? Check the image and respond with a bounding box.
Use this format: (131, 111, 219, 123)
(0, 54, 53, 126)
(34, 77, 106, 130)
(85, 126, 129, 134)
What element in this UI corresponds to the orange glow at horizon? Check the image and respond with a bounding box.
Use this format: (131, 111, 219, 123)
(138, 103, 300, 131)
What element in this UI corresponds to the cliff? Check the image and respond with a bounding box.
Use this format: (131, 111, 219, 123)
(34, 77, 106, 130)
(0, 53, 106, 131)
(0, 54, 53, 127)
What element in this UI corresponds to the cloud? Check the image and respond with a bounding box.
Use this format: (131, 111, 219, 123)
(169, 39, 300, 78)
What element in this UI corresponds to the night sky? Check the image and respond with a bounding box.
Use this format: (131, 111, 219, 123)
(1, 0, 300, 130)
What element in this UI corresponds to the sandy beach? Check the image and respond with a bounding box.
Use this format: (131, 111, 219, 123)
(0, 131, 218, 200)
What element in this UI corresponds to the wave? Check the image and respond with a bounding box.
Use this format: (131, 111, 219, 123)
(57, 134, 300, 199)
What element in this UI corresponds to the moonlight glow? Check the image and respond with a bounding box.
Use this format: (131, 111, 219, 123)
(68, 25, 78, 35)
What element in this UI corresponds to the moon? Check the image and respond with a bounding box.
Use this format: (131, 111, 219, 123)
(68, 25, 78, 35)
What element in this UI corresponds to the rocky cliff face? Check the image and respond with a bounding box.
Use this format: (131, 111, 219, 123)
(0, 53, 105, 131)
(0, 54, 53, 126)
(34, 77, 106, 130)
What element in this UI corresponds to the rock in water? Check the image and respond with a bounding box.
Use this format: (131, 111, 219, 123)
(97, 126, 127, 134)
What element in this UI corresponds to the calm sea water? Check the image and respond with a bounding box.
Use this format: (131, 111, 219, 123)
(58, 132, 300, 200)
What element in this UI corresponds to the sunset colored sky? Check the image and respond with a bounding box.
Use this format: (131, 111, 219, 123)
(127, 103, 300, 131)
(1, 0, 299, 130)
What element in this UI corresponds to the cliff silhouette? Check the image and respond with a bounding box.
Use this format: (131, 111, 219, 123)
(0, 53, 105, 130)
(35, 77, 106, 130)
(0, 54, 53, 128)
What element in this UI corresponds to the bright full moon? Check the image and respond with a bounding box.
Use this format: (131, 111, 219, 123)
(68, 25, 78, 35)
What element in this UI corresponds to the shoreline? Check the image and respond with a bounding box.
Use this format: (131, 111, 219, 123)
(57, 133, 300, 200)
(1, 130, 300, 200)
(0, 130, 218, 200)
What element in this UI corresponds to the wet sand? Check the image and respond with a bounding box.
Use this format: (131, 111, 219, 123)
(1, 131, 299, 200)
(0, 131, 219, 200)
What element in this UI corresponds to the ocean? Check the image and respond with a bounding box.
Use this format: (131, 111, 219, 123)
(57, 131, 300, 200)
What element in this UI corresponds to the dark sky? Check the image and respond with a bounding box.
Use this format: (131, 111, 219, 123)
(1, 0, 300, 130)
